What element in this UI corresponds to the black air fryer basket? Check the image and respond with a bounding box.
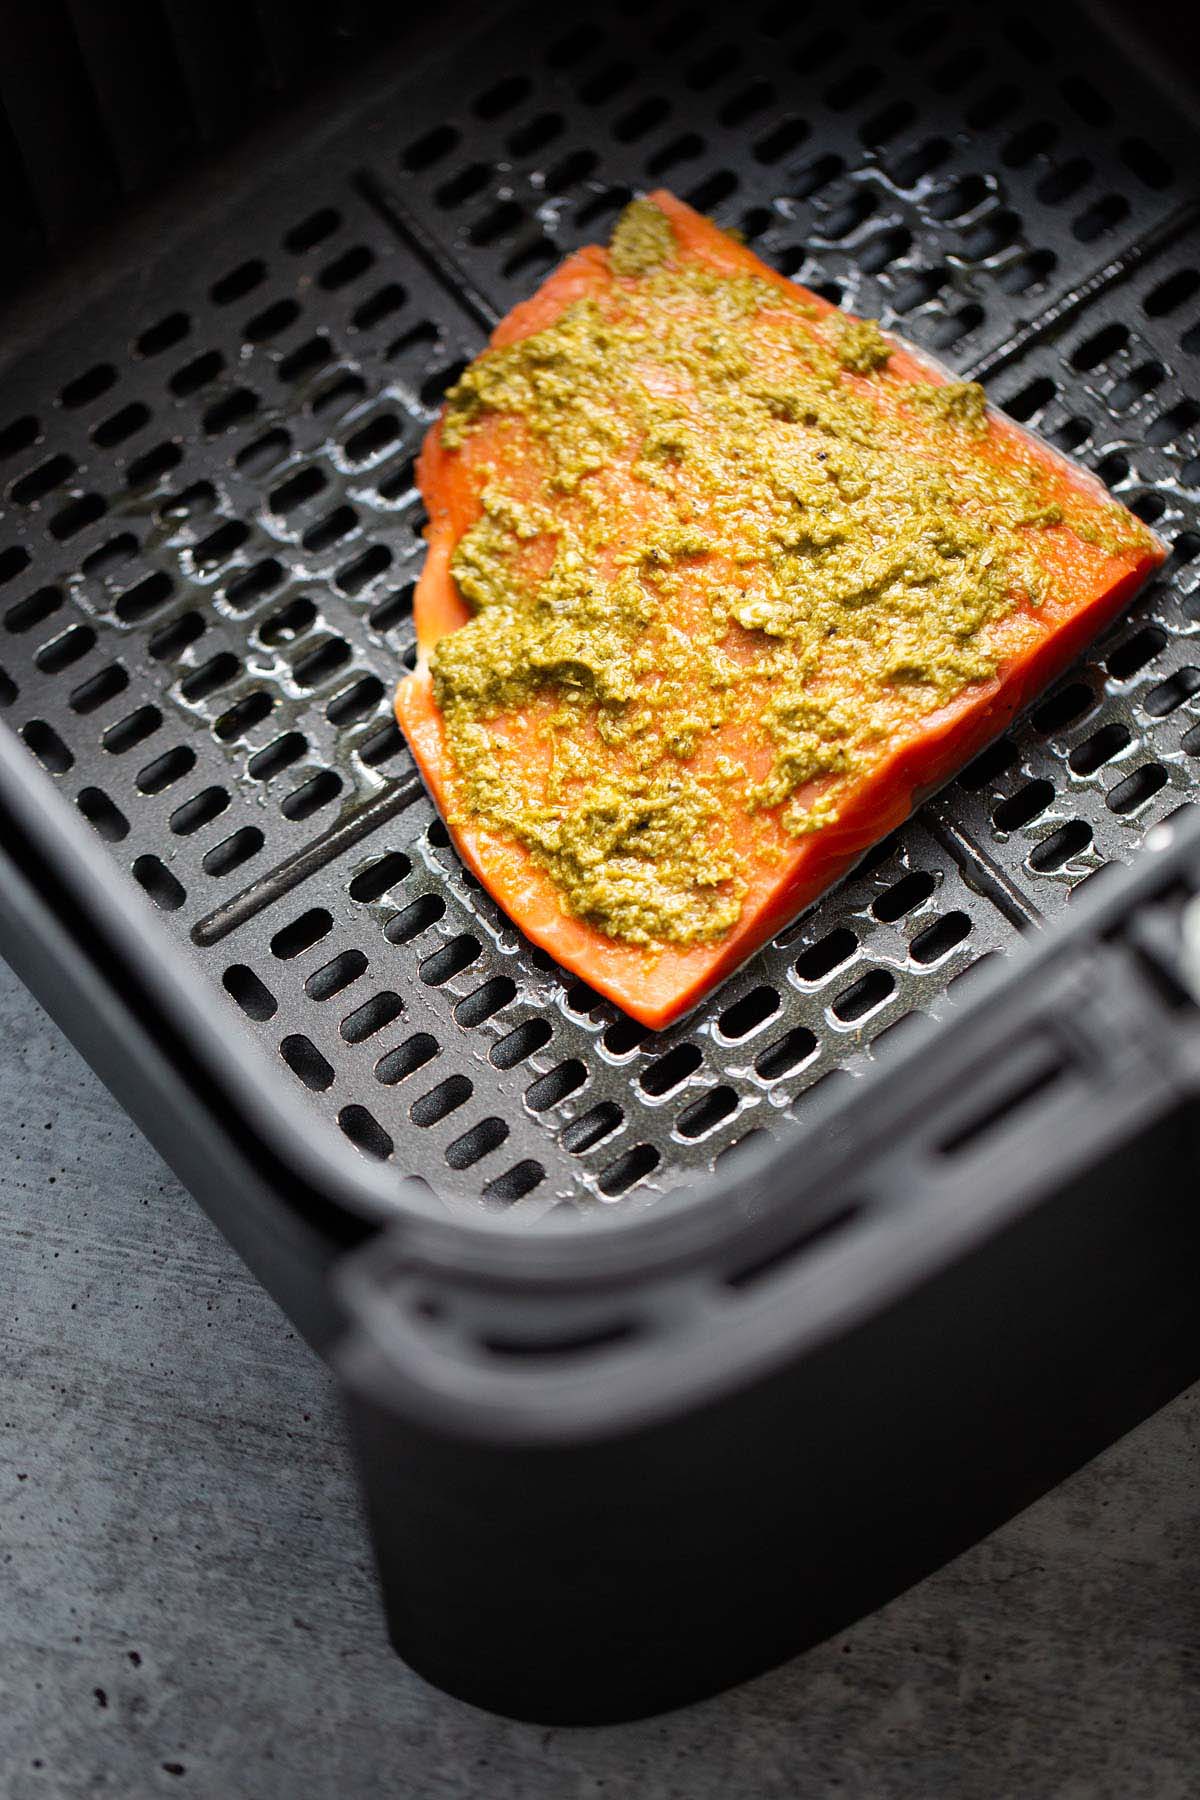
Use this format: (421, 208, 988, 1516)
(3, 0, 1200, 1724)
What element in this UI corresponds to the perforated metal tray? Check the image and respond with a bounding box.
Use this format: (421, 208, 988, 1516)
(3, 0, 1200, 1725)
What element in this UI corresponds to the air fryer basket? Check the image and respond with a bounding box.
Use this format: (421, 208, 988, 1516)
(2, 0, 1200, 1724)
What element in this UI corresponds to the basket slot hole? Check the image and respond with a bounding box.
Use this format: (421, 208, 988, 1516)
(754, 1026, 818, 1080)
(192, 520, 249, 570)
(598, 1143, 660, 1197)
(345, 414, 402, 463)
(402, 123, 459, 170)
(36, 624, 95, 674)
(285, 207, 341, 253)
(6, 586, 61, 632)
(292, 638, 352, 687)
(872, 869, 934, 922)
(279, 336, 333, 384)
(1071, 321, 1128, 372)
(248, 732, 306, 781)
(445, 1116, 509, 1171)
(640, 1042, 703, 1095)
(375, 1035, 438, 1086)
(352, 284, 407, 332)
(327, 675, 384, 726)
(909, 910, 971, 964)
(281, 770, 342, 822)
(0, 416, 38, 459)
(11, 453, 75, 505)
(22, 719, 73, 773)
(245, 298, 301, 343)
(170, 350, 224, 398)
(753, 116, 809, 166)
(993, 779, 1055, 831)
(1069, 722, 1131, 774)
(306, 949, 368, 1002)
(1145, 268, 1200, 317)
(1003, 376, 1055, 423)
(342, 991, 404, 1044)
(794, 926, 857, 982)
(527, 1060, 587, 1112)
(180, 651, 239, 702)
(1107, 625, 1165, 681)
(103, 706, 161, 755)
(339, 1105, 393, 1160)
(1145, 668, 1200, 717)
(385, 893, 445, 944)
(676, 1086, 737, 1139)
(202, 827, 263, 878)
(237, 429, 292, 478)
(368, 585, 415, 634)
(223, 964, 276, 1020)
(410, 1075, 472, 1127)
(888, 135, 951, 187)
(338, 545, 392, 597)
(1107, 762, 1168, 815)
(349, 852, 410, 904)
(281, 1034, 334, 1092)
(214, 691, 273, 743)
(69, 663, 127, 715)
(455, 977, 517, 1028)
(204, 389, 258, 435)
(258, 596, 316, 646)
(960, 737, 1017, 791)
(0, 548, 31, 586)
(508, 112, 563, 156)
(1031, 681, 1094, 734)
(49, 494, 107, 540)
(271, 907, 332, 959)
(271, 466, 326, 513)
(831, 968, 894, 1022)
(170, 786, 229, 836)
(482, 1160, 545, 1206)
(718, 985, 781, 1040)
(319, 246, 374, 292)
(138, 312, 189, 357)
(127, 442, 182, 489)
(562, 1102, 623, 1154)
(136, 745, 195, 795)
(603, 1017, 651, 1057)
(115, 572, 174, 623)
(0, 668, 15, 706)
(1028, 819, 1092, 872)
(491, 1018, 553, 1069)
(1073, 193, 1129, 244)
(210, 259, 265, 306)
(1147, 398, 1200, 448)
(94, 402, 150, 448)
(420, 934, 481, 985)
(132, 854, 185, 911)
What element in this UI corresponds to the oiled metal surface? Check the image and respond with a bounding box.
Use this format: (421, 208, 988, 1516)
(2, 959, 1199, 1798)
(1, 0, 1199, 1223)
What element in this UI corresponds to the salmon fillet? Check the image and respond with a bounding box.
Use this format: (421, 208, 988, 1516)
(395, 190, 1164, 1029)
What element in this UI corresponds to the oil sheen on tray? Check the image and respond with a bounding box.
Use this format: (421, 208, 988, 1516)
(394, 189, 1164, 1029)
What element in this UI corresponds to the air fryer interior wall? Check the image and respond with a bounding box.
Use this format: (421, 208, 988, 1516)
(0, 0, 1198, 1228)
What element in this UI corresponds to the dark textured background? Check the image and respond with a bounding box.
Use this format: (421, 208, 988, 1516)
(0, 955, 1198, 1798)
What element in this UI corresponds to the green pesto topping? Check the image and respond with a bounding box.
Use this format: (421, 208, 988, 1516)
(831, 315, 893, 373)
(608, 196, 677, 276)
(906, 379, 989, 435)
(427, 199, 1158, 946)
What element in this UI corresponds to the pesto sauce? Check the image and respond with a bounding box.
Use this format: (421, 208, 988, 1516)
(429, 199, 1157, 947)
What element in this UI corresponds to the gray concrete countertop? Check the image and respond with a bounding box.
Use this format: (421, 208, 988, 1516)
(0, 953, 1197, 1799)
